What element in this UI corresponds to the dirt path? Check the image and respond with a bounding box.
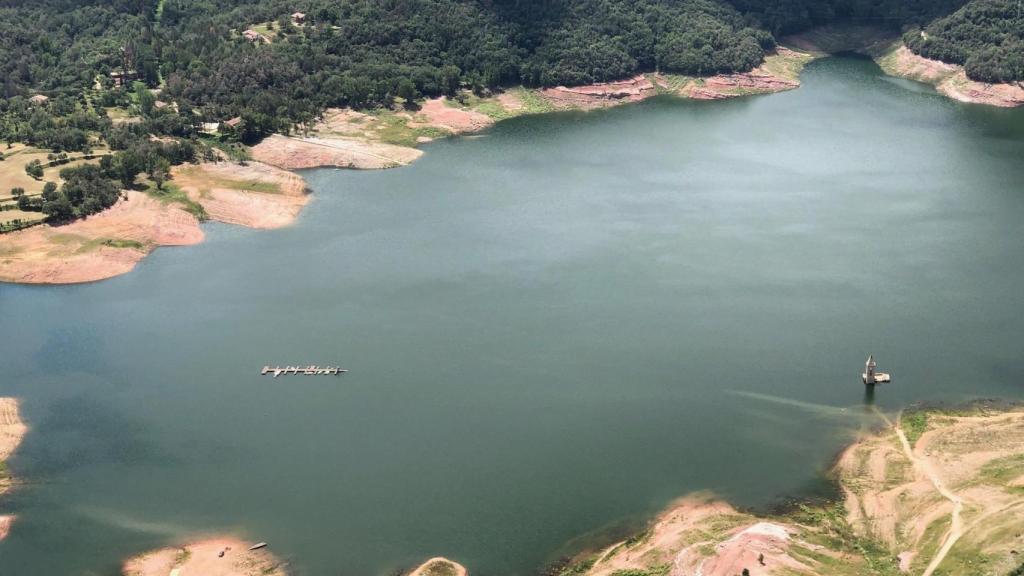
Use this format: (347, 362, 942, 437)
(892, 412, 963, 576)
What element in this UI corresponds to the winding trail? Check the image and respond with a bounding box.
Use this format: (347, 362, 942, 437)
(881, 409, 964, 576)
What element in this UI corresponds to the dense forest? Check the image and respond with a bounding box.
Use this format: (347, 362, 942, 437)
(0, 0, 1020, 154)
(904, 0, 1024, 83)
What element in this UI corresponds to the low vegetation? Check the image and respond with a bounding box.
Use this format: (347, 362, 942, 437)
(901, 410, 929, 446)
(144, 181, 207, 220)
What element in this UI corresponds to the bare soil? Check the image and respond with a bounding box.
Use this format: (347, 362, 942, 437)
(413, 98, 494, 133)
(0, 191, 203, 284)
(251, 133, 422, 170)
(173, 161, 309, 229)
(539, 75, 657, 109)
(581, 495, 818, 576)
(122, 537, 286, 576)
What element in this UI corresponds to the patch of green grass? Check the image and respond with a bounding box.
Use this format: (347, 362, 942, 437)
(102, 238, 144, 249)
(371, 110, 449, 146)
(609, 565, 670, 576)
(761, 50, 816, 81)
(200, 138, 251, 162)
(902, 411, 929, 447)
(651, 73, 692, 93)
(979, 454, 1024, 493)
(177, 166, 281, 195)
(789, 503, 901, 576)
(75, 237, 146, 254)
(510, 87, 557, 114)
(448, 92, 518, 121)
(937, 543, 995, 576)
(145, 181, 208, 221)
(473, 100, 513, 119)
(910, 516, 951, 575)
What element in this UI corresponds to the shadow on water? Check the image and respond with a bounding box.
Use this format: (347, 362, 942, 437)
(863, 385, 876, 406)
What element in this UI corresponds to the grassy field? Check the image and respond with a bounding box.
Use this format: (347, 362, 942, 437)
(144, 180, 208, 220)
(174, 165, 281, 196)
(0, 144, 109, 201)
(367, 110, 450, 147)
(0, 209, 46, 226)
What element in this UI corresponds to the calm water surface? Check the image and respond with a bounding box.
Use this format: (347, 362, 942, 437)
(2, 56, 1024, 575)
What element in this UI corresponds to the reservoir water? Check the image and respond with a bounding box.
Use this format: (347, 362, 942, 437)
(2, 56, 1024, 575)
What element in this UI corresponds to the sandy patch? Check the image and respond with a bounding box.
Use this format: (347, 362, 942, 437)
(0, 398, 27, 542)
(0, 516, 13, 541)
(172, 162, 308, 229)
(251, 133, 422, 170)
(540, 75, 656, 110)
(0, 398, 26, 465)
(413, 98, 494, 134)
(0, 191, 203, 284)
(408, 557, 468, 576)
(123, 537, 286, 576)
(497, 92, 525, 112)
